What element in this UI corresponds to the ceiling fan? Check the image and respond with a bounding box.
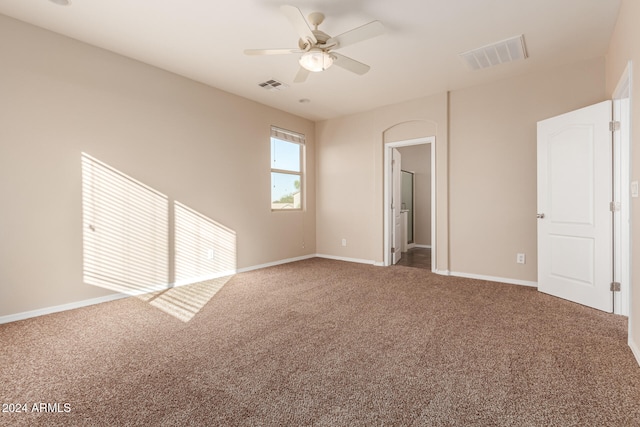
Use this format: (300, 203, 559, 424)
(244, 5, 385, 83)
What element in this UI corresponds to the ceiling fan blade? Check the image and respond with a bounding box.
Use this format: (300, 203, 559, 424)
(328, 21, 385, 50)
(293, 67, 311, 83)
(244, 48, 301, 56)
(281, 5, 317, 45)
(332, 53, 371, 75)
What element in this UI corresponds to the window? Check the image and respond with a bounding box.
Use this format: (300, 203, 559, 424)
(271, 126, 304, 210)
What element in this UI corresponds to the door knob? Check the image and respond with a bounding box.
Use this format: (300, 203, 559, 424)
(537, 213, 545, 219)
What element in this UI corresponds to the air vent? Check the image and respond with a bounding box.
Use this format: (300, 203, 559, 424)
(459, 35, 528, 71)
(258, 79, 289, 91)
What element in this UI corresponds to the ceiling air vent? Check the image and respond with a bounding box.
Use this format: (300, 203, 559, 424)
(258, 79, 289, 91)
(459, 35, 528, 71)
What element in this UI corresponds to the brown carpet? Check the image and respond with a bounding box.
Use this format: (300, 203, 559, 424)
(1, 258, 639, 426)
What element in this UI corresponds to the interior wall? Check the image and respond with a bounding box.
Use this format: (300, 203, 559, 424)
(315, 113, 378, 262)
(448, 57, 607, 283)
(317, 58, 606, 282)
(316, 93, 449, 269)
(605, 0, 640, 361)
(398, 144, 431, 246)
(0, 15, 315, 317)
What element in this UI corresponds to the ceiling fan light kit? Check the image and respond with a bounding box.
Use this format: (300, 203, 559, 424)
(299, 49, 334, 72)
(244, 4, 385, 82)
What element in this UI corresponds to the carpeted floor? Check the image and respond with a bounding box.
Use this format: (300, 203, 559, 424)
(1, 258, 639, 426)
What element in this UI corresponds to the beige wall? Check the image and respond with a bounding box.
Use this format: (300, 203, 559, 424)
(316, 92, 449, 269)
(398, 144, 431, 246)
(316, 58, 606, 281)
(449, 57, 607, 282)
(0, 15, 315, 317)
(606, 0, 640, 358)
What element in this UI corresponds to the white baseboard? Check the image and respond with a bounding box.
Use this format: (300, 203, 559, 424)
(236, 254, 317, 273)
(173, 270, 238, 287)
(0, 256, 540, 325)
(414, 244, 432, 249)
(449, 271, 538, 288)
(160, 254, 318, 287)
(315, 253, 376, 265)
(0, 293, 130, 325)
(629, 337, 640, 367)
(0, 254, 318, 325)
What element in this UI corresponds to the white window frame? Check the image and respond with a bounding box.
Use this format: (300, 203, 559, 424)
(270, 126, 305, 211)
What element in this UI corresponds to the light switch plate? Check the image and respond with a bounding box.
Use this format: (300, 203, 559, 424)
(631, 181, 639, 198)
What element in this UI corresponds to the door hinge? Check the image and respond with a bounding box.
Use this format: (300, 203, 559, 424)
(611, 282, 621, 292)
(609, 121, 620, 132)
(610, 201, 621, 212)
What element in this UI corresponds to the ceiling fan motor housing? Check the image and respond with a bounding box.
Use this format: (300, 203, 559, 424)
(298, 30, 332, 50)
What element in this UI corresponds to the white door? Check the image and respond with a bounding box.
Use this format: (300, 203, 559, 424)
(537, 100, 612, 312)
(392, 148, 402, 264)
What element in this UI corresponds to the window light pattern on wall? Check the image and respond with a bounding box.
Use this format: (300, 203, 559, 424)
(174, 201, 237, 286)
(82, 153, 169, 295)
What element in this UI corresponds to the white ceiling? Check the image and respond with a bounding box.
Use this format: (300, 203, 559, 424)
(0, 0, 621, 121)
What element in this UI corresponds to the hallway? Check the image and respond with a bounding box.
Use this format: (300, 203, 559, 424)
(395, 247, 431, 270)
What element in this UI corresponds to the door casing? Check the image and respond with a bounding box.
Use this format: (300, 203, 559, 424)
(392, 148, 402, 264)
(612, 61, 632, 317)
(383, 137, 435, 267)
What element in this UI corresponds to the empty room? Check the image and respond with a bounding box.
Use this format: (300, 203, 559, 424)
(1, 0, 640, 425)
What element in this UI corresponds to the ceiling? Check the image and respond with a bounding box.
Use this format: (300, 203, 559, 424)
(0, 0, 621, 121)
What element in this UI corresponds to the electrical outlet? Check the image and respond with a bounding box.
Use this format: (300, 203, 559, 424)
(341, 238, 347, 247)
(516, 253, 526, 264)
(207, 249, 215, 260)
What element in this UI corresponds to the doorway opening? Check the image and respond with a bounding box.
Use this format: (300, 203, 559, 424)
(401, 170, 415, 247)
(383, 137, 435, 268)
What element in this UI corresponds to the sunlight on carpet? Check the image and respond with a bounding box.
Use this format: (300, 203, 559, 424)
(137, 276, 232, 322)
